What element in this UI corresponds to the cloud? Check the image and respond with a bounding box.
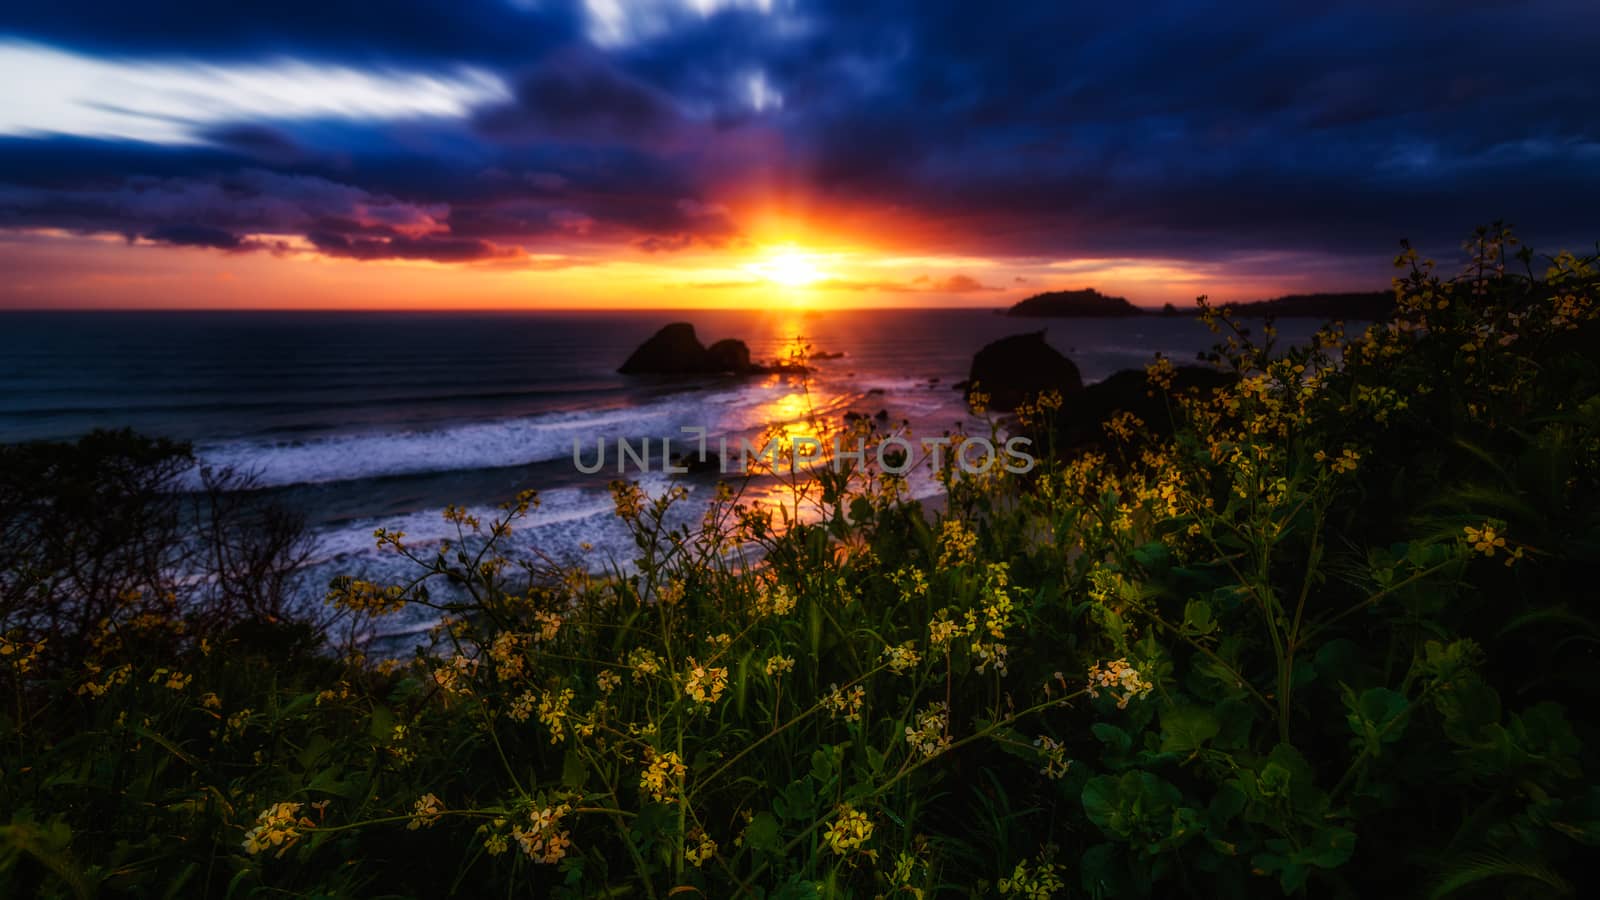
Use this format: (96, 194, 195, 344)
(0, 0, 582, 62)
(143, 223, 246, 250)
(931, 274, 996, 292)
(581, 0, 781, 48)
(476, 51, 680, 143)
(306, 230, 517, 262)
(0, 40, 511, 145)
(3, 0, 1599, 283)
(804, 273, 997, 293)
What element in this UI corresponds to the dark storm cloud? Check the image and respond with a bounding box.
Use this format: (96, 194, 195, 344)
(0, 1, 581, 62)
(776, 0, 1600, 255)
(477, 51, 682, 143)
(306, 230, 516, 263)
(0, 132, 739, 261)
(2, 0, 1599, 268)
(203, 125, 306, 165)
(143, 223, 246, 250)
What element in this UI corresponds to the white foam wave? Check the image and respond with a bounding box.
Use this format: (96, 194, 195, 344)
(192, 389, 773, 487)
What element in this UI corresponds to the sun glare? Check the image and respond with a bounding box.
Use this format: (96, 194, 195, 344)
(749, 247, 826, 288)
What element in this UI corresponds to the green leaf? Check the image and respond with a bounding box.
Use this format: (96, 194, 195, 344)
(1091, 723, 1132, 753)
(1300, 825, 1356, 869)
(304, 767, 357, 799)
(1159, 705, 1220, 755)
(1181, 599, 1217, 637)
(1428, 852, 1573, 899)
(1213, 698, 1255, 750)
(1081, 776, 1121, 832)
(773, 778, 815, 822)
(1345, 686, 1410, 751)
(1082, 771, 1185, 845)
(367, 706, 395, 741)
(1208, 782, 1246, 829)
(744, 812, 782, 853)
(1131, 541, 1171, 568)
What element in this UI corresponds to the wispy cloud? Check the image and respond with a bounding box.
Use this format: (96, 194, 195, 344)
(0, 40, 509, 145)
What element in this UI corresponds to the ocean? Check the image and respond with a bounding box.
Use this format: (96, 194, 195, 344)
(0, 308, 1328, 640)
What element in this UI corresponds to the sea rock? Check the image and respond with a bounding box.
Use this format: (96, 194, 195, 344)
(705, 339, 753, 373)
(966, 331, 1083, 411)
(618, 323, 712, 374)
(619, 324, 802, 375)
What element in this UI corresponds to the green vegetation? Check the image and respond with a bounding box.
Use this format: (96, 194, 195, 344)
(4, 225, 1600, 898)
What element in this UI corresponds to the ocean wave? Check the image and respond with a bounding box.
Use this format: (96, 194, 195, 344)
(192, 388, 775, 488)
(304, 477, 666, 564)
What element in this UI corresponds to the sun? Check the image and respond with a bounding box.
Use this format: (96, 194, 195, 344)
(748, 247, 826, 288)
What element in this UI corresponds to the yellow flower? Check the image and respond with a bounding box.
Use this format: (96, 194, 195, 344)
(242, 802, 315, 857)
(510, 803, 572, 864)
(967, 385, 991, 415)
(998, 858, 1067, 898)
(640, 748, 686, 804)
(823, 684, 866, 722)
(148, 668, 192, 691)
(1146, 355, 1176, 392)
(684, 657, 728, 706)
(1463, 523, 1507, 557)
(685, 828, 718, 867)
(904, 703, 951, 758)
(628, 647, 662, 681)
(765, 655, 795, 676)
(532, 610, 563, 642)
(0, 635, 45, 674)
(882, 641, 922, 675)
(824, 805, 874, 856)
(488, 631, 526, 680)
(753, 575, 797, 617)
(326, 578, 406, 615)
(610, 480, 646, 520)
(389, 723, 416, 765)
(971, 639, 1010, 675)
(508, 690, 537, 723)
(407, 793, 444, 830)
(1102, 411, 1146, 442)
(1086, 658, 1154, 709)
(938, 519, 979, 567)
(1034, 736, 1071, 780)
(927, 612, 964, 652)
(537, 688, 576, 743)
(1318, 447, 1360, 474)
(431, 655, 478, 695)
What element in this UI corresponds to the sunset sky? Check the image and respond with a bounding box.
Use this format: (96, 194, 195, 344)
(2, 1, 1598, 309)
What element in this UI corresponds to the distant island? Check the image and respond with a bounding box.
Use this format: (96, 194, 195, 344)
(1192, 290, 1395, 319)
(1005, 288, 1143, 317)
(1006, 288, 1394, 319)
